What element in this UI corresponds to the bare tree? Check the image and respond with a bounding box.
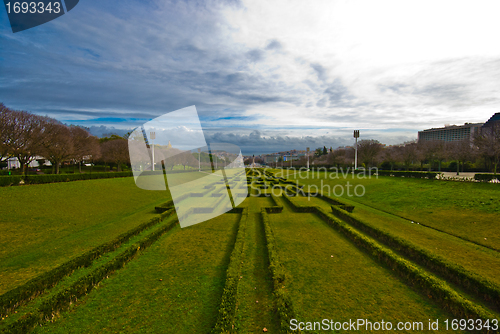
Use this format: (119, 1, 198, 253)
(381, 145, 398, 171)
(3, 109, 45, 176)
(100, 139, 130, 171)
(70, 126, 100, 173)
(40, 121, 74, 174)
(0, 103, 13, 162)
(357, 139, 383, 167)
(398, 141, 419, 171)
(474, 126, 500, 174)
(449, 140, 476, 175)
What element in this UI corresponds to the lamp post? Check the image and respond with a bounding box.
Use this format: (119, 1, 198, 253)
(353, 130, 360, 170)
(150, 131, 156, 171)
(198, 148, 201, 171)
(306, 147, 310, 170)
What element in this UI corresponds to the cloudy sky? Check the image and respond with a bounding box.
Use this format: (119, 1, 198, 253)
(2, 0, 500, 154)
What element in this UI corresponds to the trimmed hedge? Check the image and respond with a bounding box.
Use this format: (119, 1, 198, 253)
(0, 171, 133, 187)
(212, 208, 248, 333)
(4, 215, 178, 334)
(315, 208, 497, 326)
(261, 209, 298, 333)
(377, 170, 439, 179)
(327, 203, 500, 311)
(0, 209, 175, 317)
(474, 173, 500, 182)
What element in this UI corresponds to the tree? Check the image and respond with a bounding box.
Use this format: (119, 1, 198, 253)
(100, 139, 129, 171)
(2, 109, 45, 176)
(449, 140, 476, 175)
(70, 126, 100, 173)
(323, 146, 328, 155)
(0, 103, 13, 162)
(40, 121, 74, 174)
(357, 139, 383, 167)
(381, 145, 398, 171)
(398, 141, 418, 171)
(474, 126, 500, 174)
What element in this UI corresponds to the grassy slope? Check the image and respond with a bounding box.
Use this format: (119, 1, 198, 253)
(32, 212, 240, 334)
(0, 176, 172, 293)
(269, 205, 462, 333)
(279, 170, 500, 250)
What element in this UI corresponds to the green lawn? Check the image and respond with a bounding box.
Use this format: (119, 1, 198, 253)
(0, 176, 172, 293)
(278, 169, 500, 250)
(32, 212, 240, 334)
(269, 206, 462, 333)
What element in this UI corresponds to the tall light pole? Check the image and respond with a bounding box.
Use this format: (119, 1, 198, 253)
(306, 147, 310, 170)
(150, 131, 156, 171)
(354, 130, 360, 170)
(198, 148, 201, 171)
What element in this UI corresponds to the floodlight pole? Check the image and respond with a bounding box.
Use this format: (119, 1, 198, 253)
(354, 130, 360, 170)
(306, 147, 310, 170)
(150, 131, 156, 171)
(198, 148, 201, 171)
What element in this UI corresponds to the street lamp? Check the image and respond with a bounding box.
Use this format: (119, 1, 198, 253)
(353, 130, 360, 170)
(198, 148, 201, 171)
(150, 131, 156, 171)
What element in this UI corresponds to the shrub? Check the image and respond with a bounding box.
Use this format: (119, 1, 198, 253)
(377, 171, 439, 179)
(474, 173, 500, 182)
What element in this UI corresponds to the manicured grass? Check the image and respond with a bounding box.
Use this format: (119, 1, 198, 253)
(269, 206, 462, 333)
(279, 169, 500, 250)
(0, 176, 172, 293)
(31, 212, 240, 334)
(234, 197, 280, 333)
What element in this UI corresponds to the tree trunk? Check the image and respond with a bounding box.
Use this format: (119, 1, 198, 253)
(56, 162, 60, 175)
(456, 160, 460, 176)
(117, 163, 122, 172)
(79, 161, 82, 173)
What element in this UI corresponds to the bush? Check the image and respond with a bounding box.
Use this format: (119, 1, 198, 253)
(377, 170, 439, 179)
(261, 209, 298, 333)
(474, 173, 500, 182)
(212, 208, 248, 333)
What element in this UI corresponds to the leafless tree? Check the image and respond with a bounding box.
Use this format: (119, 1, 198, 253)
(70, 126, 101, 173)
(474, 126, 500, 174)
(398, 141, 419, 171)
(448, 140, 476, 175)
(40, 121, 74, 174)
(2, 109, 45, 176)
(100, 139, 130, 171)
(357, 139, 383, 167)
(0, 103, 13, 161)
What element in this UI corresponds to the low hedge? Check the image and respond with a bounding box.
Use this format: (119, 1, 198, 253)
(212, 208, 248, 333)
(5, 216, 179, 334)
(261, 210, 298, 333)
(315, 208, 496, 326)
(377, 171, 439, 179)
(0, 209, 174, 317)
(474, 173, 500, 182)
(0, 171, 133, 187)
(327, 203, 500, 312)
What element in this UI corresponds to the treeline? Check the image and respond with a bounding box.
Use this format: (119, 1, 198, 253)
(291, 131, 500, 174)
(0, 103, 129, 175)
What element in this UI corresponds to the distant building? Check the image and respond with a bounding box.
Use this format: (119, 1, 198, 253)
(418, 123, 483, 143)
(482, 112, 500, 131)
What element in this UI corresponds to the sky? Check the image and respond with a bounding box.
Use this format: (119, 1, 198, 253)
(1, 0, 500, 155)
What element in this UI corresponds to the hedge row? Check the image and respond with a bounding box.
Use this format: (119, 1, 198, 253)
(0, 208, 174, 317)
(5, 215, 179, 334)
(0, 171, 133, 187)
(261, 209, 298, 333)
(326, 203, 500, 311)
(155, 199, 175, 213)
(314, 208, 496, 326)
(474, 173, 500, 182)
(376, 170, 439, 179)
(212, 207, 249, 333)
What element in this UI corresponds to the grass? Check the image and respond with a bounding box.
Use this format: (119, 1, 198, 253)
(0, 176, 172, 293)
(233, 196, 280, 333)
(278, 169, 500, 250)
(268, 205, 462, 333)
(31, 212, 240, 334)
